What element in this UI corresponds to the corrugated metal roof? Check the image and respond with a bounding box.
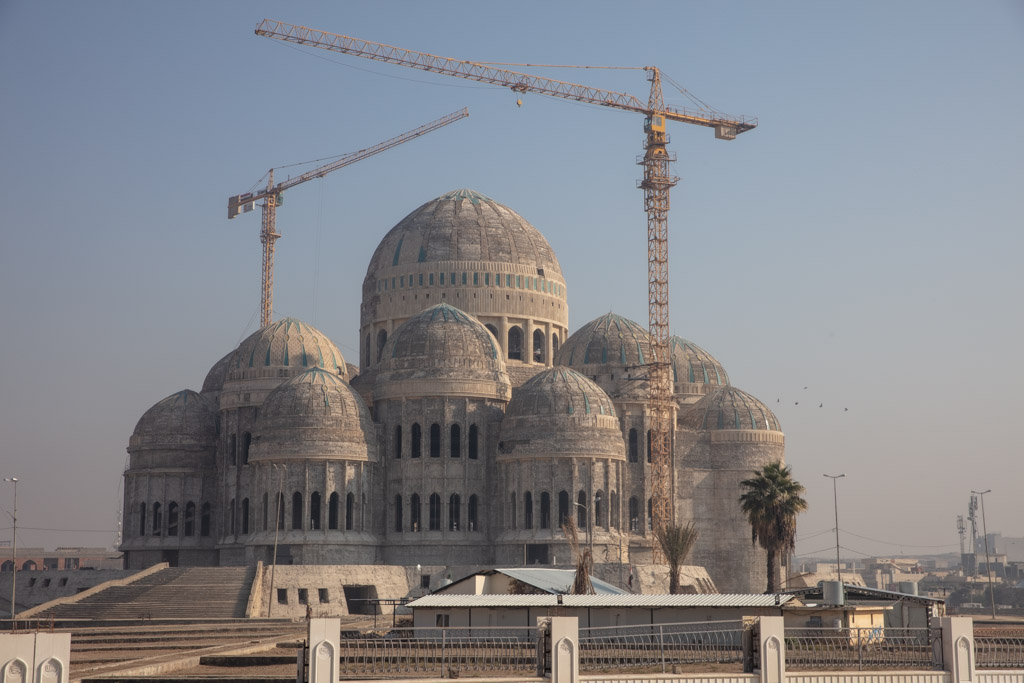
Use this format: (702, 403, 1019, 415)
(494, 568, 627, 595)
(408, 594, 794, 609)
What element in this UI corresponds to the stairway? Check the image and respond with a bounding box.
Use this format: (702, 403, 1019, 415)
(35, 566, 256, 620)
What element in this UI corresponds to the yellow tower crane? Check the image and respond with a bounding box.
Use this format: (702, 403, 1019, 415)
(254, 20, 756, 552)
(228, 107, 469, 327)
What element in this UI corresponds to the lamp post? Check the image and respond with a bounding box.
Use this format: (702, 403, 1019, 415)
(4, 477, 17, 621)
(824, 474, 845, 588)
(268, 464, 286, 618)
(971, 489, 996, 620)
(572, 501, 592, 559)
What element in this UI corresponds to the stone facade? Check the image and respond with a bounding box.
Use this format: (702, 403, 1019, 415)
(120, 189, 785, 593)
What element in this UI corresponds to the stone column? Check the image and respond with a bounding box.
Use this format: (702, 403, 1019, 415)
(941, 616, 975, 683)
(545, 322, 553, 366)
(756, 616, 785, 683)
(524, 318, 533, 364)
(499, 316, 509, 360)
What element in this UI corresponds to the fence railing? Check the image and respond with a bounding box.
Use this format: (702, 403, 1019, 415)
(335, 626, 538, 677)
(579, 619, 747, 673)
(784, 627, 940, 671)
(976, 630, 1024, 669)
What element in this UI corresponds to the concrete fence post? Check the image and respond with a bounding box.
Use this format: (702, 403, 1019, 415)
(941, 616, 975, 683)
(756, 616, 786, 683)
(307, 618, 339, 683)
(1, 632, 70, 683)
(549, 616, 579, 683)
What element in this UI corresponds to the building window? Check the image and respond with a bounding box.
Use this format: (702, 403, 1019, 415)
(449, 493, 461, 531)
(152, 502, 162, 536)
(394, 495, 403, 532)
(241, 432, 251, 465)
(184, 501, 195, 536)
(628, 429, 639, 462)
(376, 330, 388, 364)
(629, 497, 640, 532)
(510, 492, 517, 529)
(577, 491, 587, 528)
(462, 272, 467, 285)
(508, 326, 523, 361)
(468, 424, 479, 460)
(139, 502, 146, 537)
(552, 333, 559, 356)
(394, 424, 402, 459)
(485, 273, 490, 286)
(310, 492, 321, 530)
(201, 502, 211, 536)
(450, 424, 461, 458)
(533, 329, 545, 363)
(410, 493, 421, 532)
(429, 273, 434, 285)
(429, 423, 441, 458)
(558, 490, 569, 529)
(540, 492, 550, 529)
(229, 499, 235, 535)
(167, 502, 179, 537)
(292, 491, 303, 530)
(429, 493, 441, 531)
(524, 491, 533, 530)
(277, 589, 288, 604)
(610, 491, 619, 529)
(328, 492, 339, 530)
(411, 423, 422, 458)
(318, 588, 329, 603)
(473, 272, 478, 285)
(436, 614, 450, 627)
(594, 491, 604, 527)
(468, 494, 479, 531)
(419, 273, 424, 286)
(346, 493, 355, 531)
(647, 498, 653, 531)
(241, 498, 250, 534)
(440, 272, 445, 285)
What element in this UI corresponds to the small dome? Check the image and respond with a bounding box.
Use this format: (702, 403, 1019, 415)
(669, 336, 729, 394)
(375, 304, 510, 400)
(252, 367, 375, 461)
(228, 317, 346, 378)
(499, 368, 622, 458)
(557, 313, 654, 368)
(680, 386, 781, 432)
(201, 351, 232, 395)
(131, 390, 217, 449)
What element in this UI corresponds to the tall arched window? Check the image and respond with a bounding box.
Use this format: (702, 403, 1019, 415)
(346, 493, 355, 531)
(533, 329, 545, 363)
(429, 493, 441, 530)
(309, 492, 321, 530)
(291, 492, 303, 530)
(524, 491, 534, 529)
(552, 332, 560, 356)
(450, 424, 461, 458)
(241, 498, 249, 534)
(394, 425, 402, 459)
(509, 492, 517, 529)
(577, 491, 587, 528)
(647, 498, 653, 531)
(184, 501, 195, 536)
(468, 424, 479, 460)
(241, 432, 251, 465)
(167, 502, 179, 536)
(152, 502, 162, 536)
(468, 495, 479, 531)
(485, 324, 499, 340)
(394, 495, 403, 532)
(429, 423, 441, 458)
(376, 329, 388, 363)
(139, 502, 147, 537)
(261, 494, 268, 531)
(558, 491, 569, 528)
(411, 423, 422, 458)
(629, 497, 640, 532)
(201, 502, 211, 536)
(594, 491, 604, 527)
(328, 492, 339, 530)
(610, 491, 619, 529)
(507, 326, 523, 360)
(540, 492, 550, 529)
(229, 499, 235, 535)
(647, 430, 652, 463)
(449, 494, 461, 531)
(628, 428, 639, 462)
(410, 493, 421, 532)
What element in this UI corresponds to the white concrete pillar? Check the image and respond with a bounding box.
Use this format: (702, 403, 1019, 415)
(308, 618, 340, 683)
(757, 616, 785, 683)
(0, 633, 70, 683)
(941, 616, 975, 683)
(550, 616, 579, 683)
(524, 318, 533, 364)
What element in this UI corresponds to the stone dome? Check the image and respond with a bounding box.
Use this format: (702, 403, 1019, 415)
(201, 351, 232, 396)
(251, 367, 375, 461)
(679, 386, 781, 432)
(499, 368, 622, 458)
(130, 390, 217, 450)
(557, 313, 654, 368)
(668, 336, 729, 398)
(374, 303, 510, 401)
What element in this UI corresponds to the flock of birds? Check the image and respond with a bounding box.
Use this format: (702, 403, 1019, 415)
(776, 386, 848, 412)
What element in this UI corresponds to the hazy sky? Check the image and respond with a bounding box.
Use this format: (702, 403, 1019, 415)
(1, 1, 1021, 563)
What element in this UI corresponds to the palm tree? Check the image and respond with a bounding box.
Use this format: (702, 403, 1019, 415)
(655, 522, 700, 594)
(739, 462, 808, 593)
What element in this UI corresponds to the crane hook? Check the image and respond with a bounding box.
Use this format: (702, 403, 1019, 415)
(516, 97, 523, 108)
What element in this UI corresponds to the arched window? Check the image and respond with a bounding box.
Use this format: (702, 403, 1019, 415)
(241, 432, 251, 465)
(345, 493, 355, 531)
(241, 498, 250, 534)
(552, 332, 560, 356)
(524, 491, 533, 529)
(364, 333, 370, 366)
(647, 429, 652, 463)
(152, 502, 162, 536)
(468, 424, 479, 460)
(229, 434, 237, 466)
(309, 492, 321, 530)
(394, 425, 402, 459)
(540, 492, 551, 529)
(410, 493, 421, 532)
(167, 502, 179, 536)
(450, 424, 461, 458)
(201, 502, 211, 536)
(291, 492, 303, 530)
(411, 423, 422, 458)
(429, 493, 441, 530)
(647, 498, 653, 531)
(507, 326, 523, 361)
(510, 492, 517, 529)
(533, 329, 545, 363)
(468, 495, 479, 531)
(139, 502, 147, 536)
(184, 502, 195, 536)
(376, 329, 388, 363)
(485, 324, 499, 340)
(558, 491, 569, 529)
(328, 492, 339, 530)
(394, 495, 403, 532)
(594, 491, 604, 528)
(449, 494, 461, 531)
(628, 428, 639, 462)
(629, 497, 640, 532)
(429, 423, 441, 458)
(229, 499, 235, 535)
(611, 491, 619, 529)
(577, 491, 587, 528)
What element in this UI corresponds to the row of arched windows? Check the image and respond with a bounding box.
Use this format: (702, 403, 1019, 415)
(376, 271, 564, 297)
(393, 492, 480, 532)
(138, 501, 210, 538)
(627, 428, 653, 463)
(227, 432, 252, 466)
(369, 327, 561, 365)
(223, 491, 362, 536)
(507, 490, 652, 534)
(394, 423, 479, 460)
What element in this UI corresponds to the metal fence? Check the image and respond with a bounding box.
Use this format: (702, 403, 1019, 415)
(784, 627, 940, 671)
(976, 630, 1024, 669)
(579, 619, 747, 673)
(335, 626, 539, 677)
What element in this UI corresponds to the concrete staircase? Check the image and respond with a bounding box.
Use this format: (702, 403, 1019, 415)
(34, 567, 256, 620)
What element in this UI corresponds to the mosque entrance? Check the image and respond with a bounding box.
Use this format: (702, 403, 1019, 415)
(343, 585, 379, 615)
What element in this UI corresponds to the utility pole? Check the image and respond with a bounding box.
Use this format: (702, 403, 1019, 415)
(824, 474, 845, 589)
(268, 464, 286, 618)
(972, 489, 996, 620)
(4, 477, 17, 621)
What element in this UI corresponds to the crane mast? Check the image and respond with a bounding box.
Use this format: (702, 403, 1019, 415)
(255, 20, 756, 557)
(229, 107, 469, 327)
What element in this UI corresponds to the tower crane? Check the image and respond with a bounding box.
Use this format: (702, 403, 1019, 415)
(228, 107, 469, 327)
(254, 20, 757, 551)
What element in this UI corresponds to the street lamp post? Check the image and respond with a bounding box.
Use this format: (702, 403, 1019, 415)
(824, 474, 845, 589)
(4, 477, 17, 621)
(268, 464, 286, 618)
(572, 501, 591, 559)
(971, 489, 996, 620)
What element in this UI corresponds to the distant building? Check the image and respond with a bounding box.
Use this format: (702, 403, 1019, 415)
(433, 568, 628, 596)
(0, 547, 122, 572)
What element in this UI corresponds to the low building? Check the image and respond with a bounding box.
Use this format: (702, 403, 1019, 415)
(433, 568, 627, 596)
(782, 584, 945, 629)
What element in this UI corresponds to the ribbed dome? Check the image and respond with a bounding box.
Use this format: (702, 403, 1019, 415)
(375, 304, 510, 400)
(499, 368, 622, 458)
(228, 317, 346, 379)
(251, 367, 374, 461)
(201, 351, 232, 395)
(669, 336, 729, 390)
(131, 390, 217, 449)
(557, 313, 654, 368)
(680, 386, 781, 432)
